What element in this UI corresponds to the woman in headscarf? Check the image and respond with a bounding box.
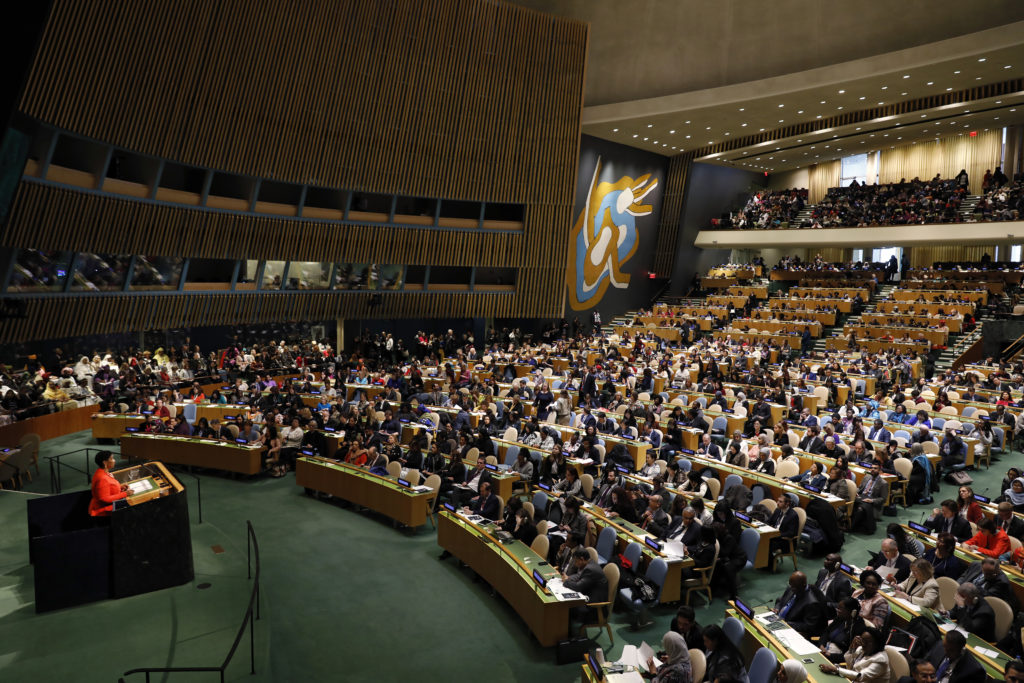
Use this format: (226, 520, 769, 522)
(1004, 476, 1024, 513)
(777, 659, 807, 683)
(649, 631, 692, 683)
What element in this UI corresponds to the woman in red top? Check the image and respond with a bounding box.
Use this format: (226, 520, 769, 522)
(89, 451, 127, 517)
(956, 485, 984, 524)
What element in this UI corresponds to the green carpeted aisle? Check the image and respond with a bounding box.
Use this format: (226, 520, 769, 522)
(0, 430, 1017, 682)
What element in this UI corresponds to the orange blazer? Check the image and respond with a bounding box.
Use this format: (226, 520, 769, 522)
(89, 467, 127, 516)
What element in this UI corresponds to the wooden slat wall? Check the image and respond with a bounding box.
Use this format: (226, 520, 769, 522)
(6, 0, 589, 338)
(816, 248, 854, 263)
(907, 245, 998, 267)
(651, 153, 693, 276)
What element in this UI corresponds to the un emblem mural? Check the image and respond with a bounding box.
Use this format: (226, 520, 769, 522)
(567, 158, 659, 310)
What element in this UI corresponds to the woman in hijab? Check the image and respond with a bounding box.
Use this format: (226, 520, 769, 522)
(649, 631, 692, 683)
(1004, 476, 1024, 513)
(777, 659, 807, 683)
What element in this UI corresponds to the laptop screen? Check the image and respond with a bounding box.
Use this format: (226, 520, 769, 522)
(734, 597, 754, 619)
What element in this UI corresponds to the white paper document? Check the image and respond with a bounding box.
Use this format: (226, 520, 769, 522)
(545, 578, 584, 602)
(638, 641, 662, 673)
(874, 565, 898, 581)
(607, 673, 645, 683)
(127, 479, 154, 495)
(661, 539, 688, 559)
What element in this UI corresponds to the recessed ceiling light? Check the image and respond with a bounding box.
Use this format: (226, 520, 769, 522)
(706, 126, 711, 130)
(738, 108, 745, 112)
(996, 101, 1002, 104)
(855, 127, 861, 130)
(901, 92, 907, 96)
(878, 101, 884, 105)
(743, 151, 748, 154)
(946, 87, 952, 91)
(903, 74, 910, 78)
(685, 135, 691, 138)
(707, 141, 713, 144)
(921, 114, 927, 118)
(778, 104, 784, 108)
(741, 123, 747, 127)
(1005, 65, 1012, 69)
(647, 124, 653, 128)
(759, 128, 765, 131)
(816, 115, 822, 119)
(978, 58, 986, 62)
(669, 130, 675, 134)
(653, 140, 658, 144)
(976, 77, 982, 80)
(881, 86, 888, 90)
(671, 146, 677, 149)
(859, 96, 866, 100)
(838, 90, 845, 94)
(995, 117, 1000, 120)
(632, 134, 638, 138)
(1012, 108, 1018, 112)
(778, 119, 784, 123)
(797, 110, 804, 114)
(685, 120, 691, 124)
(926, 81, 934, 85)
(643, 137, 648, 141)
(837, 106, 843, 110)
(954, 70, 960, 74)
(725, 132, 730, 136)
(612, 128, 618, 132)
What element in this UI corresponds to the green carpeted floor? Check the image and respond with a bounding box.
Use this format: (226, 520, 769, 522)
(0, 431, 1017, 682)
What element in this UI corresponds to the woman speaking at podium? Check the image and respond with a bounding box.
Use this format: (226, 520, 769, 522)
(89, 450, 128, 516)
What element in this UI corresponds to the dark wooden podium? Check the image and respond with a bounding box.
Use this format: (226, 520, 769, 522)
(27, 461, 194, 612)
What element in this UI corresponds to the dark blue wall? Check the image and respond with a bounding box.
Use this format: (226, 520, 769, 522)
(567, 135, 669, 322)
(669, 162, 763, 294)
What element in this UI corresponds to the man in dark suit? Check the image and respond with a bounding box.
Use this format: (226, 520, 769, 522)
(799, 425, 825, 454)
(814, 553, 853, 614)
(926, 631, 984, 683)
(895, 659, 934, 683)
(926, 499, 974, 542)
(995, 501, 1024, 543)
(798, 408, 818, 429)
(851, 461, 888, 533)
(772, 571, 826, 639)
(948, 582, 996, 642)
(580, 367, 597, 401)
(869, 538, 912, 583)
(696, 433, 721, 460)
(959, 557, 1020, 611)
(665, 505, 702, 548)
(867, 418, 892, 443)
(563, 548, 609, 625)
(467, 480, 500, 520)
(768, 493, 799, 562)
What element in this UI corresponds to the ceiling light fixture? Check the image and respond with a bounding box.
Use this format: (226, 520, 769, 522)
(612, 128, 618, 132)
(669, 129, 675, 134)
(978, 57, 986, 62)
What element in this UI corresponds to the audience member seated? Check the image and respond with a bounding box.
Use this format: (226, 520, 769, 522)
(852, 569, 890, 628)
(890, 558, 941, 609)
(946, 582, 995, 642)
(922, 532, 967, 581)
(772, 570, 827, 639)
(821, 597, 867, 663)
(925, 499, 973, 541)
(818, 626, 890, 683)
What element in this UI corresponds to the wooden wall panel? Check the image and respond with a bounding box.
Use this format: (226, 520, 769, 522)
(652, 154, 693, 276)
(907, 244, 998, 267)
(7, 0, 588, 338)
(20, 0, 586, 201)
